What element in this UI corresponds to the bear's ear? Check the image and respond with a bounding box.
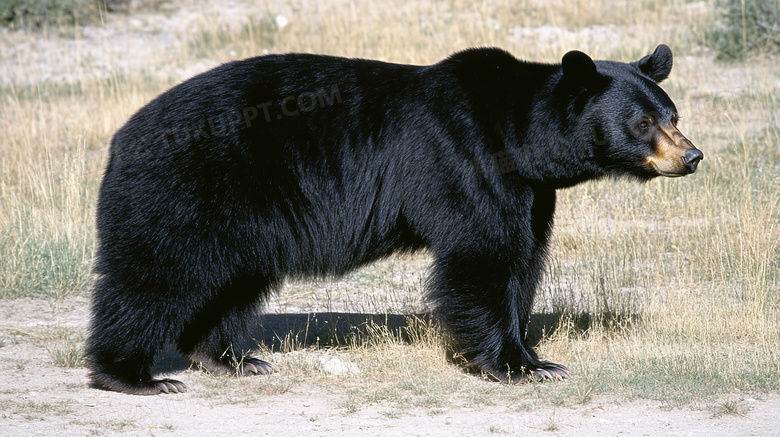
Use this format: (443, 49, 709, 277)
(561, 50, 601, 89)
(634, 44, 673, 83)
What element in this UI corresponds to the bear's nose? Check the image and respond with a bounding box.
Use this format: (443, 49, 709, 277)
(681, 149, 703, 172)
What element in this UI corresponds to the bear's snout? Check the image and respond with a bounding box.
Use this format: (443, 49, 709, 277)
(647, 123, 702, 177)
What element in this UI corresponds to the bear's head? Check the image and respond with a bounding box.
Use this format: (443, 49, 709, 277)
(559, 44, 703, 181)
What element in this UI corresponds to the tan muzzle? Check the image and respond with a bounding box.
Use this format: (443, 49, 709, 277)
(646, 124, 703, 177)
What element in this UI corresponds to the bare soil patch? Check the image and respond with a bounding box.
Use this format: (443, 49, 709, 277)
(1, 293, 778, 436)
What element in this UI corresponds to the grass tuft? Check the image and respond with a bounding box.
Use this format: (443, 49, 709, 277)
(48, 343, 84, 367)
(710, 399, 750, 418)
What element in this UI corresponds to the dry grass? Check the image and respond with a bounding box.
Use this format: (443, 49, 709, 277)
(0, 0, 777, 412)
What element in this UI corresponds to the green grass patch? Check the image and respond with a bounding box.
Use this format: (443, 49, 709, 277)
(0, 0, 106, 29)
(705, 0, 780, 60)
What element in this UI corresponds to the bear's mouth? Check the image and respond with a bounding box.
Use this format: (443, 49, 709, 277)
(649, 163, 689, 177)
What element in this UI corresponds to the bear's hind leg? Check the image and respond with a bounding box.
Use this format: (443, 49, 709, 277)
(177, 275, 278, 377)
(86, 276, 188, 395)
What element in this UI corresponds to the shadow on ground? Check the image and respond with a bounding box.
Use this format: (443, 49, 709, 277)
(153, 311, 635, 374)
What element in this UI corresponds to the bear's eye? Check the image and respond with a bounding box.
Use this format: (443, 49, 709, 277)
(637, 115, 655, 133)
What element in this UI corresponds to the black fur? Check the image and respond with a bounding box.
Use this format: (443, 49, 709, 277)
(87, 45, 695, 394)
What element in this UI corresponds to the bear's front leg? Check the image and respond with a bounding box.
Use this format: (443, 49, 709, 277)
(428, 251, 569, 382)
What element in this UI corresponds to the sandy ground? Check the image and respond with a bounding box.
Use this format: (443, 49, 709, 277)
(1, 295, 779, 437)
(6, 382, 780, 437)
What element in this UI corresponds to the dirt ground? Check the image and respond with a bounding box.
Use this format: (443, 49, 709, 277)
(1, 295, 779, 437)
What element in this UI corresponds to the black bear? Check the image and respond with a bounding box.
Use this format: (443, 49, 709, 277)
(86, 44, 702, 394)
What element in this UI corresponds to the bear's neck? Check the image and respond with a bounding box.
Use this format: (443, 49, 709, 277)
(495, 66, 601, 189)
(427, 53, 602, 189)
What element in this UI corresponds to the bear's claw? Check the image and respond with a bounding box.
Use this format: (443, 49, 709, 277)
(238, 357, 279, 376)
(94, 377, 188, 395)
(528, 362, 570, 381)
(154, 379, 188, 394)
